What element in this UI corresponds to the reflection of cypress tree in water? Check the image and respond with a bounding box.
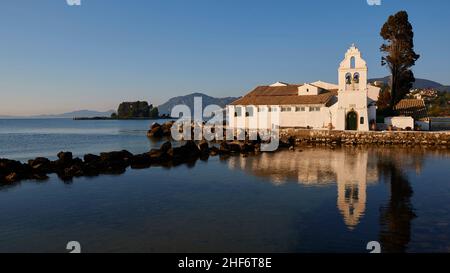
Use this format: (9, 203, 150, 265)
(378, 159, 417, 253)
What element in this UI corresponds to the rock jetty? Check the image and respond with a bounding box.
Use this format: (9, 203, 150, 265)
(0, 139, 266, 185)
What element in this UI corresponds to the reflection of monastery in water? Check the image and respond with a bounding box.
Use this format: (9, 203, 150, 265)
(226, 148, 379, 229)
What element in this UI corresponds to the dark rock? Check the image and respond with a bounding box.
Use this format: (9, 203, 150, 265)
(209, 146, 219, 156)
(97, 150, 132, 172)
(64, 164, 83, 178)
(198, 140, 209, 155)
(168, 140, 201, 161)
(32, 173, 49, 180)
(228, 142, 241, 153)
(279, 140, 290, 148)
(55, 151, 74, 170)
(151, 122, 161, 130)
(73, 157, 83, 166)
(184, 141, 201, 157)
(147, 127, 163, 138)
(57, 151, 73, 163)
(0, 159, 24, 174)
(167, 147, 183, 159)
(147, 123, 164, 138)
(148, 149, 165, 163)
(130, 153, 152, 169)
(239, 142, 254, 154)
(82, 162, 101, 176)
(100, 150, 133, 162)
(28, 157, 51, 168)
(83, 154, 100, 163)
(1, 159, 31, 182)
(161, 121, 174, 137)
(219, 141, 230, 154)
(149, 149, 163, 158)
(5, 172, 19, 183)
(160, 141, 172, 154)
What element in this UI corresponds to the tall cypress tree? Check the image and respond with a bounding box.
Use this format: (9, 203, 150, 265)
(380, 11, 420, 110)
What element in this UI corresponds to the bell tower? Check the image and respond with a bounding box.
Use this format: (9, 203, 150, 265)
(335, 44, 371, 132)
(338, 44, 368, 92)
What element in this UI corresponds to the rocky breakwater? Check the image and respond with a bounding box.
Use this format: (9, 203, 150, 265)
(0, 139, 269, 185)
(280, 129, 450, 148)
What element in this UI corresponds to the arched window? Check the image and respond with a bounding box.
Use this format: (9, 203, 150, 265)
(345, 73, 352, 85)
(353, 72, 360, 84)
(350, 56, 356, 69)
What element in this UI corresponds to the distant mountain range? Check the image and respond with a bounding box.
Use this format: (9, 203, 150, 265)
(0, 110, 115, 119)
(369, 76, 450, 92)
(157, 92, 239, 115)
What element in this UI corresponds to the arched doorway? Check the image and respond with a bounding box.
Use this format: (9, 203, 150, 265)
(346, 111, 358, 130)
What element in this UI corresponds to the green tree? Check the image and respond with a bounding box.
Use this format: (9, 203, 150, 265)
(110, 112, 118, 119)
(117, 101, 151, 119)
(380, 11, 420, 110)
(150, 107, 159, 119)
(377, 85, 392, 110)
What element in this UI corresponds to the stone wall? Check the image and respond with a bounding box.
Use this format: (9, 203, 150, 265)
(280, 129, 450, 147)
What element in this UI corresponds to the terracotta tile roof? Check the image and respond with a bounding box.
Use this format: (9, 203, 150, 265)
(394, 99, 428, 120)
(247, 85, 303, 96)
(230, 85, 337, 106)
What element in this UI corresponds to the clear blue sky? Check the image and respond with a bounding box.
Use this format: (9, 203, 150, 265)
(0, 0, 449, 115)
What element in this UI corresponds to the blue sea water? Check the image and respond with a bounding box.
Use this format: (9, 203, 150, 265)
(0, 119, 450, 253)
(0, 119, 167, 161)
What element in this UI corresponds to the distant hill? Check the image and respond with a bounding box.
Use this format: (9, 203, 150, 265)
(34, 110, 115, 119)
(369, 76, 450, 92)
(0, 110, 115, 119)
(157, 93, 239, 116)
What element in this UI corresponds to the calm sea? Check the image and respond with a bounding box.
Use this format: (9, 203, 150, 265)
(0, 119, 168, 161)
(0, 119, 450, 253)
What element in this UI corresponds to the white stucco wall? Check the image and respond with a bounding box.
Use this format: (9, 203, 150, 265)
(228, 105, 332, 130)
(384, 117, 414, 130)
(367, 85, 381, 102)
(279, 105, 330, 128)
(311, 81, 339, 90)
(298, 84, 320, 96)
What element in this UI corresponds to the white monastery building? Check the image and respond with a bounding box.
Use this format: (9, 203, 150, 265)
(227, 45, 381, 131)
